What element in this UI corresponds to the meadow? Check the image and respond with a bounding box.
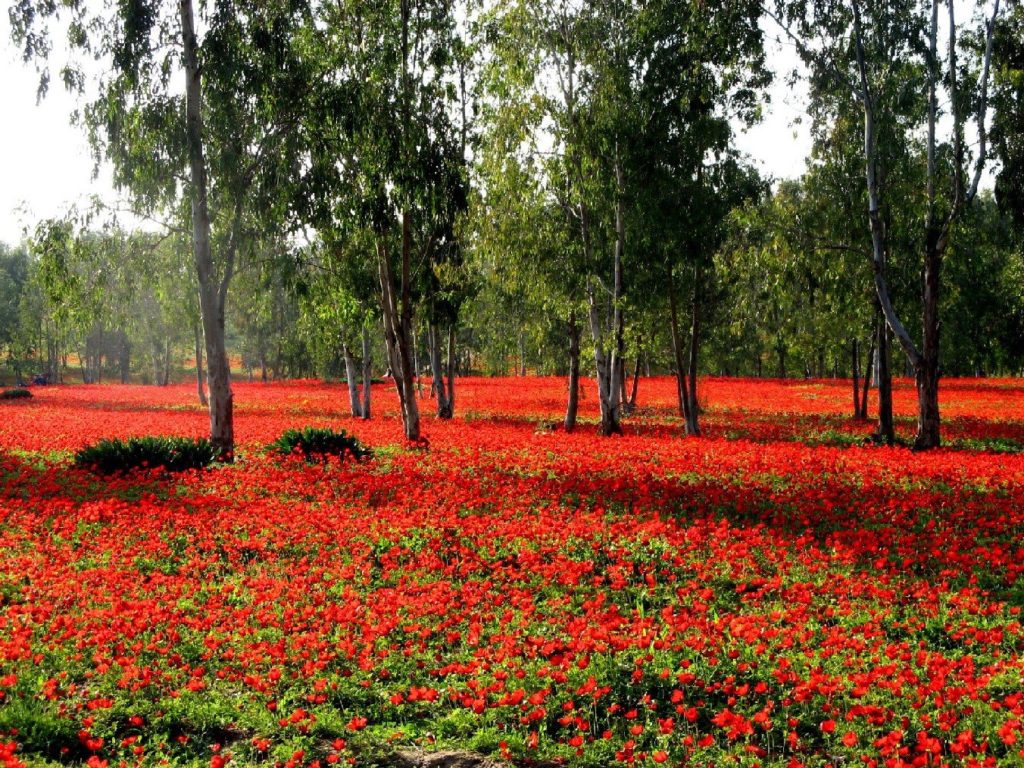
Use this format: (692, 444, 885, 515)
(0, 376, 1022, 768)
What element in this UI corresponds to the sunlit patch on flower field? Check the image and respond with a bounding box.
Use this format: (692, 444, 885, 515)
(0, 377, 1022, 767)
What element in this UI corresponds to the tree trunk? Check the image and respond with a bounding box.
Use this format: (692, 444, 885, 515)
(163, 338, 173, 386)
(851, 338, 861, 418)
(625, 355, 640, 415)
(361, 325, 372, 419)
(194, 323, 208, 407)
(915, 228, 942, 449)
(376, 214, 421, 441)
(119, 336, 130, 384)
(445, 323, 456, 417)
(344, 344, 361, 417)
(564, 313, 580, 432)
(668, 271, 692, 427)
(875, 317, 895, 445)
(429, 322, 453, 419)
(587, 280, 620, 436)
(180, 0, 234, 459)
(684, 268, 701, 437)
(860, 331, 874, 420)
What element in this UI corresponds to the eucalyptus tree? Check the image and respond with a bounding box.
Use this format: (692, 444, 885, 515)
(773, 0, 1002, 449)
(0, 244, 31, 384)
(470, 140, 586, 427)
(9, 0, 309, 457)
(473, 4, 591, 427)
(787, 109, 924, 440)
(476, 0, 623, 435)
(618, 0, 768, 436)
(993, 1, 1023, 234)
(293, 232, 380, 419)
(478, 0, 766, 436)
(28, 220, 136, 383)
(286, 0, 468, 441)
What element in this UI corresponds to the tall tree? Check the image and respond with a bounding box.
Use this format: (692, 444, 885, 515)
(774, 0, 1002, 448)
(286, 0, 468, 441)
(9, 0, 307, 457)
(993, 0, 1024, 234)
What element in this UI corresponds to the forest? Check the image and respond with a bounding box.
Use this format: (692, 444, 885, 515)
(2, 3, 1024, 768)
(0, 0, 1021, 452)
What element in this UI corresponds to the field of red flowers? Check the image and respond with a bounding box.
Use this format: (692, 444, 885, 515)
(1, 376, 1022, 768)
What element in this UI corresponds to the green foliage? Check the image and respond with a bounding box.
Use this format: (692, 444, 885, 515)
(0, 388, 32, 400)
(269, 427, 371, 463)
(993, 2, 1024, 234)
(75, 436, 218, 474)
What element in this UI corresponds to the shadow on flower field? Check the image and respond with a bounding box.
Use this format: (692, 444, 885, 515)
(0, 377, 1022, 768)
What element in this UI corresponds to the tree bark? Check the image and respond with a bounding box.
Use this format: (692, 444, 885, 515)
(860, 331, 875, 420)
(446, 323, 456, 416)
(684, 267, 702, 437)
(875, 317, 895, 445)
(668, 270, 691, 427)
(429, 322, 453, 418)
(376, 216, 421, 441)
(180, 0, 234, 459)
(194, 322, 207, 407)
(851, 338, 861, 418)
(344, 343, 361, 417)
(564, 313, 580, 432)
(361, 325, 372, 419)
(625, 355, 640, 415)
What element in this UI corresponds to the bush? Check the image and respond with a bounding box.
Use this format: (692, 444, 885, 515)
(270, 427, 371, 463)
(1, 388, 32, 400)
(75, 436, 218, 474)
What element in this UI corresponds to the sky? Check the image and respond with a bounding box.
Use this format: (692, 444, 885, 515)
(0, 16, 814, 246)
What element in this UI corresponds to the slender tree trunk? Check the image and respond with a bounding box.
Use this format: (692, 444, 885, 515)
(376, 216, 421, 441)
(917, 242, 942, 448)
(625, 355, 640, 415)
(860, 331, 875, 420)
(618, 362, 627, 412)
(851, 338, 861, 418)
(344, 344, 361, 417)
(610, 155, 626, 433)
(429, 322, 453, 418)
(587, 280, 619, 436)
(684, 269, 701, 437)
(180, 0, 234, 459)
(875, 318, 895, 444)
(194, 323, 208, 407)
(564, 313, 580, 432)
(163, 338, 173, 386)
(668, 271, 692, 427)
(361, 325, 372, 419)
(412, 322, 423, 399)
(446, 323, 456, 416)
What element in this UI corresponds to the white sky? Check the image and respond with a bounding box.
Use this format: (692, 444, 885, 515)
(0, 12, 123, 244)
(0, 15, 813, 246)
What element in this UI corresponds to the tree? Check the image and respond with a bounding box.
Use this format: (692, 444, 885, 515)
(993, 0, 1024, 234)
(774, 0, 1002, 449)
(10, 0, 308, 457)
(284, 0, 468, 441)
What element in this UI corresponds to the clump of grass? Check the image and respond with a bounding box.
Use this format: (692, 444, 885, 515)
(269, 427, 371, 463)
(75, 436, 218, 474)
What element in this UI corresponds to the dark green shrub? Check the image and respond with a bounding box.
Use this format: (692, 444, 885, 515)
(270, 427, 371, 463)
(75, 436, 218, 474)
(1, 388, 32, 400)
